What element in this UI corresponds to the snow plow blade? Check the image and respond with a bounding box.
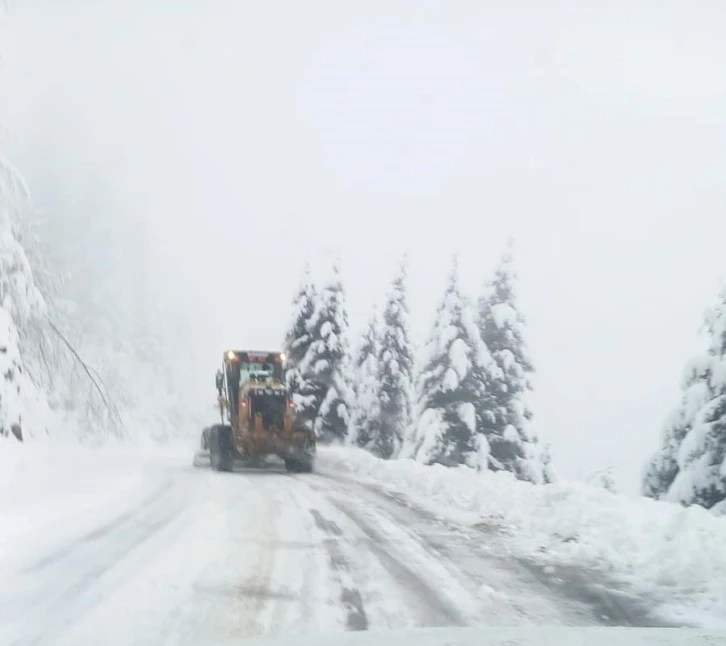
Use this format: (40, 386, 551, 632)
(192, 449, 210, 468)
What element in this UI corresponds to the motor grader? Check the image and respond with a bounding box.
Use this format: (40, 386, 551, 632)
(194, 350, 315, 472)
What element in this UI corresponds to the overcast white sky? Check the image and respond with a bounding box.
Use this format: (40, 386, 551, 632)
(2, 0, 726, 490)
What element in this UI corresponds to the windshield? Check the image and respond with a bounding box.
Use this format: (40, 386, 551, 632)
(239, 362, 276, 384)
(1, 1, 725, 645)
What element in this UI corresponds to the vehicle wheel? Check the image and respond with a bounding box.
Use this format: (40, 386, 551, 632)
(283, 458, 298, 473)
(297, 455, 314, 473)
(285, 456, 313, 473)
(210, 425, 233, 472)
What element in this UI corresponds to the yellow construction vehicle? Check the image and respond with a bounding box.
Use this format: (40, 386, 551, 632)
(194, 350, 315, 472)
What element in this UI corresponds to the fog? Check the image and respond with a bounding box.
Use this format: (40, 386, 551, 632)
(1, 1, 725, 489)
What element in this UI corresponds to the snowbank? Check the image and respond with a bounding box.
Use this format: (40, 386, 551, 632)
(318, 447, 726, 628)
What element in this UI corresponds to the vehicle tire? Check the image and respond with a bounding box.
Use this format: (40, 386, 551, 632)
(210, 425, 233, 472)
(285, 455, 314, 473)
(297, 455, 314, 473)
(283, 458, 298, 473)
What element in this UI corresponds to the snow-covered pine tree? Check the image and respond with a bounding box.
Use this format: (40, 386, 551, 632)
(477, 246, 545, 483)
(374, 261, 415, 458)
(0, 156, 50, 440)
(642, 356, 711, 500)
(283, 267, 322, 432)
(304, 262, 354, 443)
(412, 257, 497, 468)
(349, 310, 381, 450)
(283, 267, 317, 397)
(644, 287, 726, 511)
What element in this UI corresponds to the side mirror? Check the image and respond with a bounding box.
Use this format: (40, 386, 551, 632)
(215, 371, 224, 392)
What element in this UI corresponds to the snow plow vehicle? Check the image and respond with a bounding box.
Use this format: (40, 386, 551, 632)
(194, 350, 315, 473)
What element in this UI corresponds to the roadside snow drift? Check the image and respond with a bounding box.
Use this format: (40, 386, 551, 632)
(318, 447, 726, 628)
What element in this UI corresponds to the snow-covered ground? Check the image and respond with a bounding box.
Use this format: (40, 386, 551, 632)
(319, 446, 726, 629)
(242, 626, 721, 646)
(0, 442, 724, 646)
(0, 439, 181, 566)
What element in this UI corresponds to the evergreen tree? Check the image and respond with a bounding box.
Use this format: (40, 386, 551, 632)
(644, 288, 726, 510)
(477, 246, 545, 483)
(349, 310, 381, 450)
(283, 266, 317, 398)
(642, 356, 710, 499)
(412, 258, 497, 468)
(283, 268, 322, 432)
(305, 263, 354, 442)
(375, 262, 415, 458)
(0, 157, 49, 440)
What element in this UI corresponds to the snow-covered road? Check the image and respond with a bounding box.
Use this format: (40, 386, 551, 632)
(0, 448, 681, 646)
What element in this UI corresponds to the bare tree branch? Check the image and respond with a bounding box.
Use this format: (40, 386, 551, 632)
(37, 333, 53, 389)
(47, 320, 125, 431)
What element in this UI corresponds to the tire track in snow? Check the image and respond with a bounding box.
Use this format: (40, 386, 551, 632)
(295, 475, 471, 629)
(228, 474, 286, 639)
(358, 485, 678, 626)
(288, 476, 424, 631)
(323, 498, 469, 628)
(54, 468, 303, 646)
(309, 509, 369, 631)
(314, 471, 681, 627)
(258, 484, 319, 636)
